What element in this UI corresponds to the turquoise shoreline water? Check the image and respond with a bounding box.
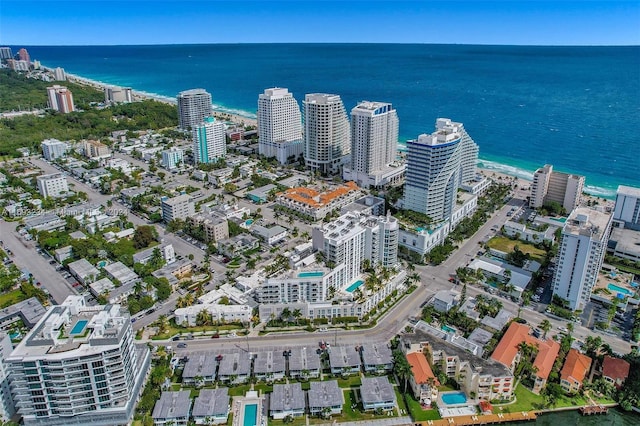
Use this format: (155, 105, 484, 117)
(20, 44, 640, 197)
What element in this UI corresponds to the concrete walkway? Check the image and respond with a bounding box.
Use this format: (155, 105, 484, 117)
(317, 416, 413, 426)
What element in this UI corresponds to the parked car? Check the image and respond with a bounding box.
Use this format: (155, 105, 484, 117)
(177, 343, 187, 348)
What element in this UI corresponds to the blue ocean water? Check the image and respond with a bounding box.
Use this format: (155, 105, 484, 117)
(22, 44, 640, 196)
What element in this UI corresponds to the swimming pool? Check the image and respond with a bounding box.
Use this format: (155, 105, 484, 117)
(551, 217, 567, 223)
(441, 392, 467, 405)
(298, 271, 324, 278)
(245, 219, 254, 226)
(346, 280, 364, 292)
(608, 283, 633, 296)
(243, 403, 258, 426)
(70, 320, 88, 335)
(441, 325, 456, 333)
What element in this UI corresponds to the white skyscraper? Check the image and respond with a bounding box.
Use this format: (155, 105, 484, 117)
(161, 147, 184, 170)
(552, 208, 613, 310)
(343, 101, 405, 188)
(613, 185, 640, 231)
(404, 119, 474, 221)
(303, 93, 351, 176)
(257, 88, 303, 165)
(177, 88, 213, 130)
(193, 116, 226, 164)
(7, 296, 150, 426)
(0, 333, 15, 422)
(53, 67, 66, 81)
(37, 173, 69, 198)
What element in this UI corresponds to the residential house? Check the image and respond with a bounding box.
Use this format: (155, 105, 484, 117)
(182, 353, 218, 386)
(152, 391, 191, 426)
(192, 388, 229, 425)
(329, 346, 361, 376)
(253, 350, 286, 382)
(560, 349, 592, 393)
(288, 347, 321, 379)
(68, 258, 100, 285)
(432, 290, 459, 313)
(269, 383, 305, 420)
(360, 376, 396, 412)
(217, 352, 252, 384)
(360, 343, 393, 374)
(308, 380, 343, 416)
(602, 356, 630, 389)
(251, 224, 287, 246)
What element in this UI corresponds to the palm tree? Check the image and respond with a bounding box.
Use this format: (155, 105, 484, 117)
(176, 295, 185, 309)
(292, 308, 302, 325)
(393, 351, 413, 394)
(584, 336, 603, 358)
(184, 293, 195, 307)
(538, 319, 552, 339)
(156, 315, 169, 335)
(280, 307, 292, 323)
(566, 321, 574, 335)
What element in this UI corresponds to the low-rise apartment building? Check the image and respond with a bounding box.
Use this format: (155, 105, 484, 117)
(275, 181, 362, 221)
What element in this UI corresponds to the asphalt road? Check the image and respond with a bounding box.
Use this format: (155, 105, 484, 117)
(0, 219, 78, 304)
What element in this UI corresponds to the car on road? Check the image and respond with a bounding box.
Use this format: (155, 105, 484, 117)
(177, 343, 187, 348)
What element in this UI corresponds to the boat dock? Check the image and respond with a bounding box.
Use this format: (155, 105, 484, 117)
(414, 410, 537, 425)
(579, 405, 609, 415)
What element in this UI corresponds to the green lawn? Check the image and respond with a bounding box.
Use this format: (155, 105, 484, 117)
(486, 236, 546, 262)
(404, 392, 441, 421)
(337, 375, 362, 388)
(151, 322, 243, 340)
(0, 289, 27, 309)
(496, 383, 590, 413)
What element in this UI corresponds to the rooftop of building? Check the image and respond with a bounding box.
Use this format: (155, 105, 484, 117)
(407, 351, 440, 386)
(277, 181, 359, 208)
(609, 227, 640, 254)
(152, 390, 191, 420)
(480, 308, 515, 331)
(68, 258, 100, 278)
(560, 348, 592, 384)
(270, 383, 306, 412)
(361, 343, 393, 366)
(161, 194, 194, 206)
(89, 277, 116, 296)
(403, 329, 512, 378)
(617, 185, 640, 197)
(360, 376, 395, 404)
(103, 261, 139, 284)
(564, 207, 612, 240)
(308, 380, 344, 408)
(329, 345, 361, 368)
(183, 352, 218, 379)
(37, 172, 66, 181)
(288, 346, 321, 371)
(602, 356, 631, 380)
(218, 351, 252, 376)
(133, 244, 171, 264)
(0, 297, 47, 328)
(192, 388, 229, 418)
(178, 88, 209, 96)
(8, 296, 130, 359)
(254, 350, 286, 374)
(252, 224, 287, 239)
(490, 322, 560, 380)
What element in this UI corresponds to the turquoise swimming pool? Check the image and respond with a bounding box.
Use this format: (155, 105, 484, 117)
(243, 403, 257, 426)
(70, 320, 88, 335)
(442, 325, 456, 333)
(298, 271, 324, 278)
(245, 219, 254, 226)
(346, 280, 364, 292)
(441, 392, 467, 405)
(608, 283, 633, 296)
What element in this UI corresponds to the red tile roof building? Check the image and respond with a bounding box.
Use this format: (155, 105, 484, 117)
(406, 352, 439, 405)
(275, 181, 361, 220)
(560, 349, 592, 393)
(602, 356, 630, 389)
(491, 322, 560, 394)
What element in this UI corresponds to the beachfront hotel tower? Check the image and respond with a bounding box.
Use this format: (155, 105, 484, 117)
(193, 116, 226, 164)
(343, 101, 405, 189)
(257, 88, 304, 165)
(6, 296, 150, 426)
(552, 208, 613, 311)
(303, 93, 351, 176)
(403, 118, 478, 222)
(177, 88, 213, 131)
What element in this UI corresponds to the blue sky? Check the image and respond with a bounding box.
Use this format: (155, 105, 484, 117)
(1, 1, 639, 46)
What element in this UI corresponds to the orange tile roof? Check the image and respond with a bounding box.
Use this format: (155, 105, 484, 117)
(490, 322, 560, 380)
(277, 181, 359, 208)
(560, 349, 592, 385)
(407, 352, 440, 386)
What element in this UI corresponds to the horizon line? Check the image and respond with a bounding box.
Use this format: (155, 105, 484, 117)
(5, 42, 640, 48)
